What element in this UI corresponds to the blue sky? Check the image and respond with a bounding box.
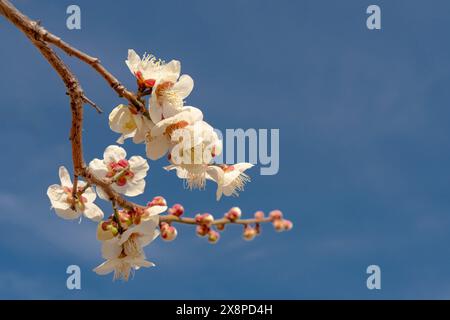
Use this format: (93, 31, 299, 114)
(1, 0, 450, 299)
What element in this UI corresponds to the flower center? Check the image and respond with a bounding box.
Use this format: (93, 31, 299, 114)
(63, 186, 87, 211)
(106, 159, 135, 186)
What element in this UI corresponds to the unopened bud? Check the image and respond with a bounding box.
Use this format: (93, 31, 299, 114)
(118, 210, 132, 229)
(196, 224, 210, 237)
(168, 203, 184, 217)
(216, 223, 225, 231)
(269, 210, 283, 220)
(254, 211, 265, 220)
(195, 213, 214, 226)
(273, 219, 284, 232)
(283, 219, 293, 231)
(97, 221, 117, 241)
(208, 230, 220, 244)
(243, 226, 257, 241)
(161, 225, 177, 241)
(148, 196, 167, 208)
(160, 222, 170, 231)
(225, 207, 241, 221)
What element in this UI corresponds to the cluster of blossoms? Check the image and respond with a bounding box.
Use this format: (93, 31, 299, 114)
(111, 50, 253, 200)
(46, 49, 292, 281)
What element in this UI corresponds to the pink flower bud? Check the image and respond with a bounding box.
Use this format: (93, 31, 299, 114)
(273, 219, 284, 232)
(195, 213, 214, 226)
(168, 203, 184, 217)
(208, 230, 220, 244)
(148, 196, 167, 207)
(160, 222, 170, 231)
(216, 223, 225, 231)
(161, 225, 177, 241)
(196, 224, 210, 237)
(283, 219, 293, 231)
(254, 211, 265, 220)
(269, 210, 283, 220)
(225, 207, 241, 221)
(243, 226, 257, 241)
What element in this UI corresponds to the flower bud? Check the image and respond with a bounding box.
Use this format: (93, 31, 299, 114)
(283, 219, 293, 231)
(225, 207, 241, 221)
(254, 211, 265, 220)
(196, 224, 210, 237)
(161, 225, 177, 241)
(243, 226, 257, 241)
(160, 222, 170, 231)
(216, 223, 225, 231)
(195, 213, 214, 226)
(97, 221, 117, 241)
(269, 210, 283, 220)
(168, 203, 184, 217)
(273, 219, 284, 232)
(148, 196, 167, 208)
(118, 210, 132, 229)
(208, 230, 220, 244)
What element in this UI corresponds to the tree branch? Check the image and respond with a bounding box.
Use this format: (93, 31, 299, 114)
(0, 0, 284, 233)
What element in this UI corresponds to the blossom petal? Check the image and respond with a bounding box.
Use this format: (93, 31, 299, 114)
(59, 166, 72, 187)
(102, 239, 122, 260)
(173, 74, 194, 99)
(88, 158, 108, 179)
(128, 156, 149, 181)
(84, 203, 104, 222)
(93, 260, 117, 275)
(103, 145, 127, 163)
(47, 184, 70, 210)
(125, 49, 141, 75)
(146, 135, 170, 160)
(54, 207, 82, 220)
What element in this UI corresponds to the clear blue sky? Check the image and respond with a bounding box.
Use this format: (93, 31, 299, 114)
(1, 0, 450, 299)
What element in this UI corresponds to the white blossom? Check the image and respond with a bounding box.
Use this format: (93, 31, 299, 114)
(47, 166, 104, 221)
(89, 145, 149, 199)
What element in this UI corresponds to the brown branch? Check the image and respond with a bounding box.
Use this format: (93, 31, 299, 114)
(0, 0, 281, 232)
(82, 95, 103, 114)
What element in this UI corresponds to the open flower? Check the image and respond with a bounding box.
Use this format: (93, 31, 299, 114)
(149, 73, 194, 123)
(206, 163, 253, 200)
(93, 216, 160, 281)
(109, 104, 154, 144)
(89, 145, 149, 199)
(145, 106, 203, 160)
(126, 49, 180, 89)
(47, 166, 104, 221)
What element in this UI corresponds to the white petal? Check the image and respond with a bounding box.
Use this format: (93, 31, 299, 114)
(83, 203, 104, 222)
(96, 186, 110, 201)
(88, 158, 108, 179)
(47, 185, 70, 210)
(162, 60, 181, 82)
(146, 135, 170, 160)
(125, 49, 141, 75)
(55, 207, 81, 220)
(115, 179, 145, 197)
(149, 94, 163, 124)
(235, 163, 254, 172)
(128, 156, 149, 181)
(93, 260, 117, 275)
(59, 166, 72, 187)
(82, 186, 97, 203)
(173, 74, 194, 99)
(103, 145, 126, 163)
(144, 205, 167, 218)
(102, 239, 122, 260)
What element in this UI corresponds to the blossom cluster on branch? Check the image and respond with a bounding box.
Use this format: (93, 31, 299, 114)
(0, 0, 293, 282)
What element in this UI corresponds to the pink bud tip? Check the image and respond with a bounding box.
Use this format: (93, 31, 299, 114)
(225, 207, 242, 221)
(208, 230, 220, 244)
(148, 196, 167, 207)
(196, 224, 210, 237)
(243, 226, 257, 241)
(161, 225, 177, 241)
(168, 203, 184, 217)
(254, 211, 265, 220)
(269, 210, 283, 220)
(283, 219, 293, 231)
(195, 213, 214, 226)
(273, 219, 284, 232)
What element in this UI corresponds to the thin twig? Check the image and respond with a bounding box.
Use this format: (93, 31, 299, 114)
(83, 95, 103, 114)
